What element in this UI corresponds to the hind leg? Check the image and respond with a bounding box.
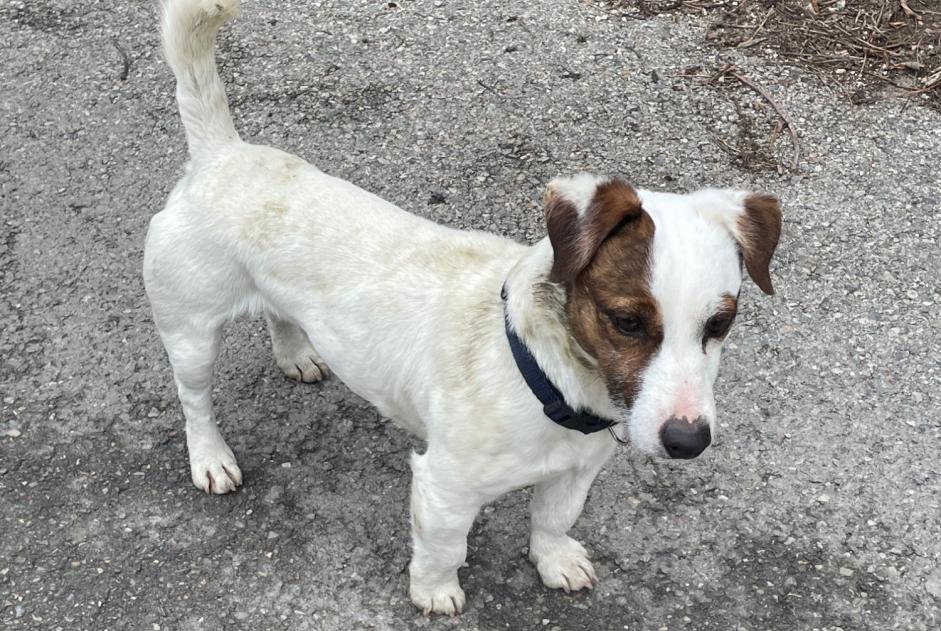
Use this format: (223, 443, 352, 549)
(267, 315, 329, 383)
(158, 320, 242, 494)
(145, 189, 251, 494)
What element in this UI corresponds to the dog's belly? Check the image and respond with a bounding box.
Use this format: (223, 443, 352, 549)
(282, 272, 508, 442)
(301, 330, 432, 438)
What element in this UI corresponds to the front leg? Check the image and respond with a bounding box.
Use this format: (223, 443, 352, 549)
(408, 451, 482, 616)
(529, 465, 604, 592)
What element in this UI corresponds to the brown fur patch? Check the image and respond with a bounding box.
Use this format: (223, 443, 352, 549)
(702, 292, 739, 350)
(545, 178, 643, 284)
(718, 293, 738, 319)
(720, 292, 738, 312)
(562, 189, 660, 408)
(739, 194, 782, 295)
(544, 195, 581, 284)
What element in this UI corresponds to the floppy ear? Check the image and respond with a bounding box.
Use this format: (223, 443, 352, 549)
(736, 194, 782, 295)
(544, 174, 645, 284)
(692, 189, 782, 295)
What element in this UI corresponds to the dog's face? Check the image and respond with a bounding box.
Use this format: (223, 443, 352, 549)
(545, 175, 781, 459)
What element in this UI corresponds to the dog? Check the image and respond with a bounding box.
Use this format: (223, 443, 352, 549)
(145, 0, 782, 615)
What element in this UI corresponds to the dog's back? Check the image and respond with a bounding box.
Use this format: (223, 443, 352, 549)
(148, 0, 527, 438)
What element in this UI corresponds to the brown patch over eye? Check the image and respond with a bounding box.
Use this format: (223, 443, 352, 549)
(703, 293, 738, 348)
(606, 311, 645, 338)
(562, 185, 661, 409)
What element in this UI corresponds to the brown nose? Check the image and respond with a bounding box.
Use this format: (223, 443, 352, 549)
(660, 416, 711, 459)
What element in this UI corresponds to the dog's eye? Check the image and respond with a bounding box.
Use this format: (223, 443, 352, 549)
(610, 314, 645, 338)
(704, 314, 734, 340)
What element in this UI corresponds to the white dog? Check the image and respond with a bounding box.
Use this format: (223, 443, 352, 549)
(146, 0, 782, 615)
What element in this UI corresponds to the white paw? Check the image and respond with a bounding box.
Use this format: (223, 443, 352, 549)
(409, 580, 466, 616)
(275, 351, 330, 383)
(530, 536, 598, 593)
(189, 441, 242, 494)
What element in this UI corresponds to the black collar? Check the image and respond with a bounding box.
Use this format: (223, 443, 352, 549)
(501, 284, 616, 435)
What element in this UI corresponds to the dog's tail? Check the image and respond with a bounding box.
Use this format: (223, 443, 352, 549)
(161, 0, 240, 159)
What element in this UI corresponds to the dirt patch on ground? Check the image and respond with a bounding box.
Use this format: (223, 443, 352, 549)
(598, 0, 941, 110)
(708, 67, 799, 173)
(595, 0, 940, 173)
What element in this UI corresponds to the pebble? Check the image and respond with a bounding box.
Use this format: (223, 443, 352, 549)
(876, 566, 900, 581)
(924, 576, 941, 599)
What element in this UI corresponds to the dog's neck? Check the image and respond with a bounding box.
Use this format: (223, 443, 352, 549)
(503, 238, 622, 422)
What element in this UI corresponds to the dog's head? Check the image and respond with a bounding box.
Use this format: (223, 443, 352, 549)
(545, 174, 781, 459)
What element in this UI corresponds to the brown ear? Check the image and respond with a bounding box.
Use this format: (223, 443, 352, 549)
(738, 194, 782, 295)
(545, 176, 644, 284)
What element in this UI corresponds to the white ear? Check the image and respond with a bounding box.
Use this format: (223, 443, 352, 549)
(690, 189, 783, 295)
(689, 188, 749, 226)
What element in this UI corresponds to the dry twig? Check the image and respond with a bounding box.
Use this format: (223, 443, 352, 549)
(596, 0, 941, 110)
(721, 65, 802, 172)
(112, 39, 130, 82)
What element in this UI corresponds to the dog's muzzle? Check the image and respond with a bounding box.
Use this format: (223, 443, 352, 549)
(660, 416, 711, 459)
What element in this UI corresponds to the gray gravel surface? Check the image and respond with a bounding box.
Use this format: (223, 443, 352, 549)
(1, 0, 939, 629)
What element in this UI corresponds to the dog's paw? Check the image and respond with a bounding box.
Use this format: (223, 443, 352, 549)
(189, 442, 242, 494)
(268, 319, 330, 383)
(275, 350, 330, 383)
(409, 580, 466, 616)
(530, 536, 598, 593)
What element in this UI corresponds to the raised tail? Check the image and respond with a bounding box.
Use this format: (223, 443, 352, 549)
(160, 0, 240, 159)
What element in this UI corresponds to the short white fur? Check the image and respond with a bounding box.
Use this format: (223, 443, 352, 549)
(147, 0, 765, 615)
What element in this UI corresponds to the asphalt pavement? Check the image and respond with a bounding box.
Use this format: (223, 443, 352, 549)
(1, 1, 939, 629)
